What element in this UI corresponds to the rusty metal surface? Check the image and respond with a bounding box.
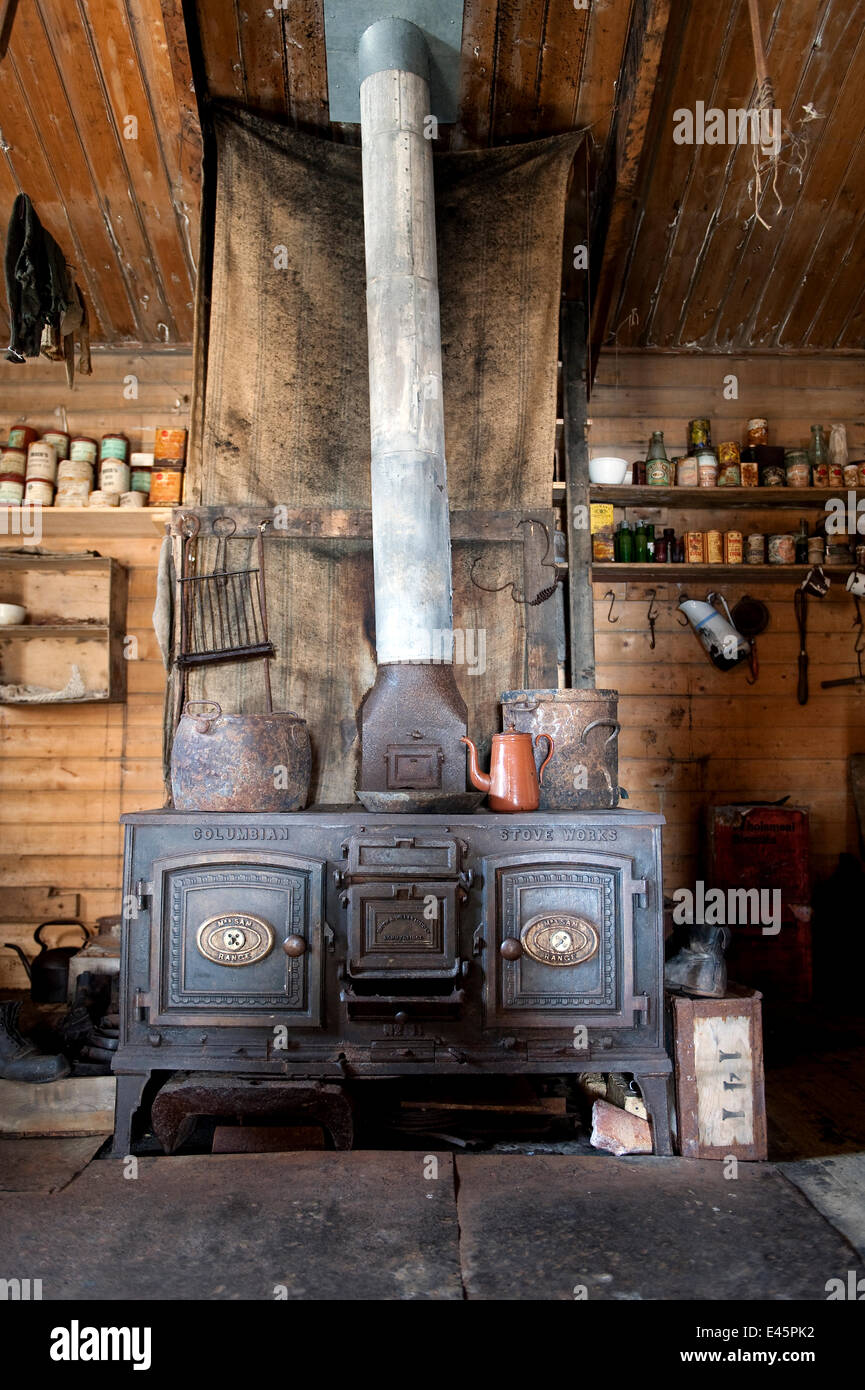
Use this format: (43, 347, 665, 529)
(454, 1154, 865, 1301)
(170, 704, 311, 812)
(150, 1075, 353, 1153)
(501, 688, 620, 811)
(0, 1153, 462, 1300)
(358, 663, 468, 794)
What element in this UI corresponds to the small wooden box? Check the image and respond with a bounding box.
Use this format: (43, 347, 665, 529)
(671, 985, 767, 1161)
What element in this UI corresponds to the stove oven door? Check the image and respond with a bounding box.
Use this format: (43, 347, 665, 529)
(482, 850, 647, 1029)
(147, 851, 325, 1028)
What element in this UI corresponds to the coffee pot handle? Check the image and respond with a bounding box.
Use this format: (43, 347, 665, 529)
(534, 733, 555, 784)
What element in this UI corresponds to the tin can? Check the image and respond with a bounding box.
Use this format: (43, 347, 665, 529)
(55, 478, 91, 502)
(57, 458, 94, 485)
(88, 490, 119, 507)
(745, 533, 766, 564)
(42, 430, 70, 460)
(119, 490, 145, 509)
(688, 419, 712, 448)
(99, 459, 130, 494)
(0, 475, 25, 502)
(130, 451, 154, 471)
(646, 457, 672, 486)
(100, 433, 128, 463)
(69, 436, 98, 465)
(706, 530, 724, 563)
(808, 536, 825, 565)
(768, 533, 795, 565)
(747, 418, 769, 447)
(760, 465, 786, 487)
(26, 441, 57, 481)
(686, 532, 705, 563)
(54, 493, 89, 508)
(24, 478, 54, 505)
(131, 469, 152, 495)
(697, 447, 718, 487)
(149, 468, 184, 506)
(718, 462, 741, 486)
(740, 460, 759, 487)
(786, 461, 811, 488)
(828, 463, 844, 488)
(843, 464, 859, 488)
(676, 456, 699, 487)
(154, 428, 187, 468)
(1, 447, 27, 477)
(7, 425, 38, 450)
(812, 463, 829, 487)
(725, 531, 743, 564)
(718, 441, 740, 464)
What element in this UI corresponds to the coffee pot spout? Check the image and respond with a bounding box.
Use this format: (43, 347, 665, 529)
(460, 736, 491, 793)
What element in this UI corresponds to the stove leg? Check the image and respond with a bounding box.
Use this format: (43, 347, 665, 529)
(634, 1072, 673, 1156)
(110, 1073, 149, 1158)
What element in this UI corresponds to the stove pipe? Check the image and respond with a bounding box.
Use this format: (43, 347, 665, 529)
(357, 18, 467, 795)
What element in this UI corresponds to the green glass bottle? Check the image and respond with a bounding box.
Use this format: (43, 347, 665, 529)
(618, 520, 633, 563)
(634, 521, 648, 563)
(645, 523, 656, 562)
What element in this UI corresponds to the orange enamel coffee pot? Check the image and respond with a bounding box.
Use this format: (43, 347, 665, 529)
(461, 728, 554, 813)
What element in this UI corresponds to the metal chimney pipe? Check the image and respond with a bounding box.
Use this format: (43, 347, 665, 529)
(358, 17, 453, 665)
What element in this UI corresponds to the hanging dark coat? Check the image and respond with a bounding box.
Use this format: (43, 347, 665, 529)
(4, 193, 72, 361)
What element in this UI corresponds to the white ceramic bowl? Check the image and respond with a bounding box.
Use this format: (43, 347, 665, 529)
(589, 455, 630, 485)
(0, 603, 27, 626)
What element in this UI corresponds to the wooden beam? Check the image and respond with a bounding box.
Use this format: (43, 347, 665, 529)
(561, 297, 595, 689)
(588, 0, 675, 377)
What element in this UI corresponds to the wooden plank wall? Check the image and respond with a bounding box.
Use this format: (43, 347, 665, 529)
(590, 350, 865, 894)
(0, 349, 191, 985)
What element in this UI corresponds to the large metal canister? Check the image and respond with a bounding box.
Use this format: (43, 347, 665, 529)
(500, 688, 621, 810)
(171, 702, 311, 811)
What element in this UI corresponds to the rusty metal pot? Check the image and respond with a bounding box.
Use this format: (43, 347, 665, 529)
(500, 688, 621, 811)
(171, 701, 311, 812)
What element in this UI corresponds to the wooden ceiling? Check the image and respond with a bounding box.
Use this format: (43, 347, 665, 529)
(0, 0, 199, 348)
(1, 0, 863, 355)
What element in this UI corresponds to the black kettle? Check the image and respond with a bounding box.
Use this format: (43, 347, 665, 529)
(4, 921, 89, 1003)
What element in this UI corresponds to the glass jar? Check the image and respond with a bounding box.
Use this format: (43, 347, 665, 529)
(828, 423, 848, 472)
(696, 446, 718, 487)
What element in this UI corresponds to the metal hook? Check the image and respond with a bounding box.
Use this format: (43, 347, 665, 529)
(647, 589, 659, 650)
(604, 590, 619, 624)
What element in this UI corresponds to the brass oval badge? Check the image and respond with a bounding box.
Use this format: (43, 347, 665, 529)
(196, 913, 275, 967)
(520, 913, 599, 967)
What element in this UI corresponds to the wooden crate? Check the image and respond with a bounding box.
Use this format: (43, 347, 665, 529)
(671, 984, 767, 1161)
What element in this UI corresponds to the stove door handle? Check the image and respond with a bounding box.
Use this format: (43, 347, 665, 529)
(283, 935, 307, 957)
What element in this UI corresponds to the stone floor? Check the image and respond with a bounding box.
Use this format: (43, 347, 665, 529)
(1, 1139, 863, 1300)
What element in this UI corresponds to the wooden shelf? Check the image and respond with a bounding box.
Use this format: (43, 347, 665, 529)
(0, 505, 170, 539)
(0, 624, 110, 639)
(587, 486, 856, 509)
(592, 563, 850, 583)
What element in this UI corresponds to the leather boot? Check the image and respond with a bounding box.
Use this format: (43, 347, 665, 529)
(0, 1001, 71, 1083)
(665, 925, 731, 998)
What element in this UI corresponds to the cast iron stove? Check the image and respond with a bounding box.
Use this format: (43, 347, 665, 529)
(112, 807, 671, 1153)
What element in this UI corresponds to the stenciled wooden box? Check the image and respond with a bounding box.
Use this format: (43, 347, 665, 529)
(670, 984, 767, 1161)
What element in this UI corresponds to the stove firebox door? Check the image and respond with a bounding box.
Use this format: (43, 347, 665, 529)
(483, 851, 647, 1029)
(148, 851, 325, 1027)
